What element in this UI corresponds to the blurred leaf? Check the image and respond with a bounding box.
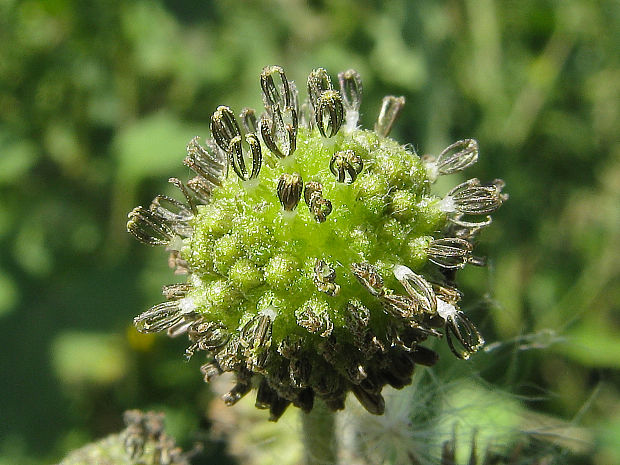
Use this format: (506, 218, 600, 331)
(0, 270, 18, 318)
(114, 112, 206, 182)
(558, 321, 620, 368)
(0, 133, 39, 185)
(52, 332, 129, 385)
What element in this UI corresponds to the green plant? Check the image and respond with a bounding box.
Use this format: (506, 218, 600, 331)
(127, 65, 506, 464)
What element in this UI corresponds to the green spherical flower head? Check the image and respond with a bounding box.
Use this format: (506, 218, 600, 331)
(127, 66, 507, 420)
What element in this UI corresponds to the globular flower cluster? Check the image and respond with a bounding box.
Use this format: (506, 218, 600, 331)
(127, 66, 506, 420)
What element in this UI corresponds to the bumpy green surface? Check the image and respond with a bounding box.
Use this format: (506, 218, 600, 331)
(182, 127, 445, 345)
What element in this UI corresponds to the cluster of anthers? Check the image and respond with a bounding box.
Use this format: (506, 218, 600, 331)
(127, 66, 507, 420)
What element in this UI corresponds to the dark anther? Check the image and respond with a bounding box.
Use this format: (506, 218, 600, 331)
(294, 387, 314, 412)
(259, 65, 298, 158)
(168, 177, 197, 215)
(434, 139, 479, 176)
(351, 385, 385, 415)
(351, 262, 385, 297)
(338, 69, 363, 114)
(444, 178, 508, 215)
(303, 181, 333, 222)
(307, 68, 333, 108)
(134, 301, 185, 334)
(241, 314, 273, 351)
(344, 300, 371, 340)
(314, 259, 340, 296)
(381, 294, 420, 319)
(255, 378, 277, 410)
(186, 321, 230, 358)
(268, 396, 291, 422)
(289, 357, 311, 388)
(277, 172, 303, 211)
(329, 150, 363, 184)
(222, 381, 251, 406)
(295, 303, 333, 337)
(211, 106, 241, 153)
(127, 206, 174, 246)
(240, 108, 257, 133)
(393, 265, 437, 314)
(375, 95, 405, 138)
(411, 345, 439, 367)
(228, 133, 262, 181)
(259, 109, 297, 158)
(149, 195, 193, 237)
(211, 106, 262, 181)
(200, 362, 221, 383)
(261, 65, 294, 111)
(315, 90, 344, 138)
(184, 137, 227, 190)
(427, 237, 473, 269)
(161, 283, 191, 301)
(307, 68, 344, 138)
(445, 311, 485, 360)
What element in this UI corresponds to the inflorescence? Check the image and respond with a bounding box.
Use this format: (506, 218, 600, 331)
(127, 66, 507, 421)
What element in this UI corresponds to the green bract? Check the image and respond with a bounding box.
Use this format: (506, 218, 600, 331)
(128, 66, 506, 420)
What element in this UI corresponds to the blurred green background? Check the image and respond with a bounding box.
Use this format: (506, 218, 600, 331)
(0, 0, 618, 463)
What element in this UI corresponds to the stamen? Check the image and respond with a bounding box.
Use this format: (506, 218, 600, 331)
(127, 206, 174, 246)
(426, 139, 479, 181)
(222, 381, 252, 406)
(375, 95, 405, 137)
(295, 303, 333, 337)
(211, 106, 263, 181)
(442, 178, 507, 215)
(303, 181, 332, 222)
(240, 108, 257, 133)
(436, 298, 484, 359)
(228, 133, 262, 180)
(277, 172, 303, 211)
(186, 176, 214, 204)
(186, 321, 230, 357)
(259, 65, 298, 158)
(210, 106, 241, 155)
(329, 150, 363, 184)
(351, 385, 385, 415)
(289, 358, 311, 388)
(149, 195, 193, 237)
(200, 362, 221, 383)
(307, 68, 344, 138)
(241, 314, 273, 350)
(338, 69, 363, 131)
(344, 300, 371, 342)
(315, 90, 344, 138)
(427, 237, 473, 269)
(161, 283, 191, 300)
(351, 262, 385, 297)
(313, 259, 340, 296)
(381, 294, 420, 319)
(261, 65, 294, 111)
(259, 109, 297, 159)
(168, 177, 197, 214)
(134, 301, 187, 333)
(393, 265, 437, 314)
(184, 136, 226, 188)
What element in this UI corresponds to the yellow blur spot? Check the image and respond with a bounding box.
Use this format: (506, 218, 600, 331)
(126, 325, 156, 352)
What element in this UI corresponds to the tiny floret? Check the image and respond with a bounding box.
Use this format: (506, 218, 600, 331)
(127, 66, 506, 420)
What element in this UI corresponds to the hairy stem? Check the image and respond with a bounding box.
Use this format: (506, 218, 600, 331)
(301, 399, 337, 465)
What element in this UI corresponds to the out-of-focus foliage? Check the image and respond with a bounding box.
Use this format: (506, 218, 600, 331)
(0, 0, 618, 464)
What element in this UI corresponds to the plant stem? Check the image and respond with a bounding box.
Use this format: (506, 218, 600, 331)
(301, 398, 337, 465)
